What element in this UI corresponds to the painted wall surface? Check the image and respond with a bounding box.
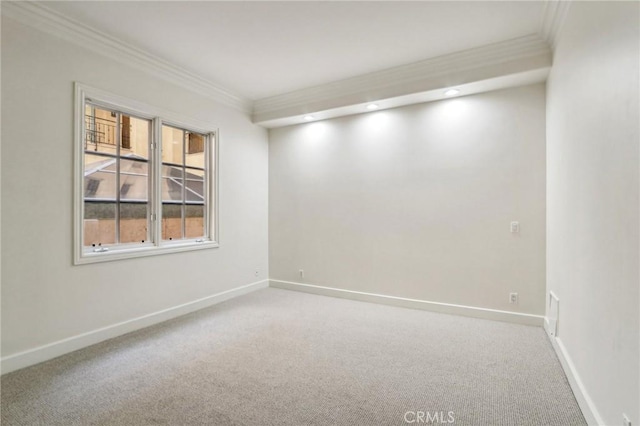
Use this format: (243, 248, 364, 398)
(546, 2, 639, 424)
(270, 84, 546, 315)
(1, 18, 269, 357)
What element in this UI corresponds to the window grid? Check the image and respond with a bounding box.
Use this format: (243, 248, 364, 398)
(75, 83, 218, 265)
(84, 104, 154, 248)
(160, 124, 207, 242)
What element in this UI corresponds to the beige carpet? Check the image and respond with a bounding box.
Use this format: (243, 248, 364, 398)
(1, 288, 586, 425)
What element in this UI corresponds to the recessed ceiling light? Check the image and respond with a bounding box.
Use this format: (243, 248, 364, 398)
(304, 115, 314, 121)
(444, 89, 460, 97)
(366, 104, 379, 110)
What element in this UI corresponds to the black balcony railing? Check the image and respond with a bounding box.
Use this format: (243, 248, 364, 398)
(85, 115, 131, 151)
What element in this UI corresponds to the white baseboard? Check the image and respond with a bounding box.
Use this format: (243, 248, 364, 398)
(1, 279, 269, 375)
(544, 322, 603, 426)
(270, 279, 544, 326)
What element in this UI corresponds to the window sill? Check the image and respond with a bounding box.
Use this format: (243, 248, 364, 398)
(74, 240, 219, 265)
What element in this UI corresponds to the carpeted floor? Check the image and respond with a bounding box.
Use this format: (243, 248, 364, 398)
(1, 288, 585, 425)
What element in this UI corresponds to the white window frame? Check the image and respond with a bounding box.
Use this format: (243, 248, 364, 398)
(74, 83, 219, 265)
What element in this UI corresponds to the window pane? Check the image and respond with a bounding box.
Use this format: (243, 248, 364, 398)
(84, 201, 116, 246)
(162, 203, 183, 240)
(84, 93, 117, 246)
(84, 106, 152, 248)
(185, 204, 205, 239)
(185, 167, 204, 202)
(161, 164, 183, 203)
(122, 115, 150, 159)
(185, 132, 205, 168)
(85, 106, 118, 154)
(84, 128, 117, 246)
(85, 153, 116, 173)
(84, 168, 116, 201)
(162, 125, 184, 165)
(120, 159, 148, 201)
(160, 126, 207, 241)
(185, 181, 204, 202)
(162, 164, 183, 178)
(185, 167, 204, 179)
(162, 179, 184, 203)
(120, 203, 148, 244)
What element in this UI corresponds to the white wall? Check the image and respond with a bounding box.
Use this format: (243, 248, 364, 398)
(1, 18, 269, 359)
(270, 84, 546, 315)
(546, 2, 639, 425)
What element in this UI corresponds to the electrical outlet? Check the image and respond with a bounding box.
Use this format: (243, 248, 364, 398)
(299, 269, 304, 279)
(509, 293, 519, 304)
(623, 413, 631, 426)
(510, 221, 520, 233)
(254, 270, 259, 277)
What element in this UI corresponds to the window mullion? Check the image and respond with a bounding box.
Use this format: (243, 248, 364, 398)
(204, 133, 210, 240)
(152, 118, 162, 247)
(182, 131, 187, 240)
(115, 112, 121, 244)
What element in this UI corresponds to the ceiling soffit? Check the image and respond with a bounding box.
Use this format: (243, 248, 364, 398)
(2, 1, 570, 127)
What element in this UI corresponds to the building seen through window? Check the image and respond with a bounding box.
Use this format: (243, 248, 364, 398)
(83, 105, 206, 248)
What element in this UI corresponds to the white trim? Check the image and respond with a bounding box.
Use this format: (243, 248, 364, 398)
(270, 280, 544, 326)
(2, 1, 558, 127)
(77, 83, 218, 133)
(1, 1, 252, 113)
(210, 131, 220, 246)
(543, 327, 604, 425)
(256, 71, 549, 129)
(75, 240, 220, 265)
(0, 280, 269, 375)
(74, 83, 220, 265)
(252, 34, 551, 124)
(152, 117, 163, 248)
(540, 0, 572, 49)
(546, 290, 560, 337)
(73, 83, 85, 263)
(2, 1, 570, 125)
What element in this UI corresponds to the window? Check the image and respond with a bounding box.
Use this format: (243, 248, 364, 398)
(83, 105, 151, 247)
(74, 84, 218, 264)
(161, 125, 207, 241)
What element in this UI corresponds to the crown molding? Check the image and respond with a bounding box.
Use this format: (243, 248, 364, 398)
(253, 34, 551, 124)
(1, 1, 253, 113)
(2, 1, 561, 126)
(540, 0, 572, 48)
(257, 68, 549, 128)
